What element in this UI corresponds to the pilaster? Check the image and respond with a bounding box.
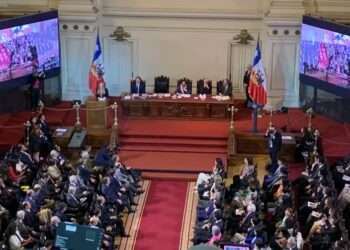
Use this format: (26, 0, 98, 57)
(263, 0, 305, 109)
(58, 0, 99, 22)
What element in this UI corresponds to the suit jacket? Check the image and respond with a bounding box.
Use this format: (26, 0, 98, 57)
(101, 183, 118, 203)
(115, 167, 129, 184)
(198, 84, 212, 95)
(95, 146, 111, 167)
(54, 210, 68, 222)
(267, 131, 282, 153)
(24, 196, 37, 213)
(14, 220, 31, 239)
(131, 82, 146, 95)
(176, 85, 190, 94)
(40, 120, 50, 138)
(241, 212, 256, 233)
(19, 151, 34, 166)
(38, 179, 51, 197)
(24, 209, 36, 227)
(243, 70, 251, 85)
(109, 176, 122, 192)
(97, 203, 112, 227)
(218, 84, 232, 96)
(66, 193, 79, 208)
(78, 164, 91, 183)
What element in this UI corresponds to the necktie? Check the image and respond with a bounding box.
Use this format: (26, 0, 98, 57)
(137, 84, 140, 94)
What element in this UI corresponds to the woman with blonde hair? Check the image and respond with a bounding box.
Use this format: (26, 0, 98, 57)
(38, 208, 52, 231)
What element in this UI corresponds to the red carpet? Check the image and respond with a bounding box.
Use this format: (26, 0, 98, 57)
(133, 181, 188, 250)
(119, 151, 227, 181)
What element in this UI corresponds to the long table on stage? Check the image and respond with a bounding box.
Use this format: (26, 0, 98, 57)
(121, 94, 233, 120)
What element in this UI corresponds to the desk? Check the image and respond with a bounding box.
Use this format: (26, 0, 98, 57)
(236, 132, 296, 161)
(51, 126, 74, 150)
(67, 129, 87, 160)
(85, 97, 108, 129)
(122, 94, 233, 120)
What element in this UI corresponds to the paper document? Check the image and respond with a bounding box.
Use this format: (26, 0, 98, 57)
(343, 175, 350, 181)
(123, 95, 131, 100)
(282, 135, 293, 140)
(56, 128, 67, 132)
(55, 128, 67, 136)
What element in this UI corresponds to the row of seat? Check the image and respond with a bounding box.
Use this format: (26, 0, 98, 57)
(130, 76, 232, 95)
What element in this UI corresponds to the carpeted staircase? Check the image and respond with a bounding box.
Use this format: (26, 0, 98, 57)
(118, 121, 229, 181)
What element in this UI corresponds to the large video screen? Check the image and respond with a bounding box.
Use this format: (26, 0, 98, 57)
(300, 16, 350, 99)
(0, 11, 60, 90)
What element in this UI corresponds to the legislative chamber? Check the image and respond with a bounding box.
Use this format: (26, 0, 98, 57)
(0, 1, 349, 250)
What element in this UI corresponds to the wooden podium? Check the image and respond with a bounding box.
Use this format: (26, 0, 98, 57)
(85, 96, 108, 129)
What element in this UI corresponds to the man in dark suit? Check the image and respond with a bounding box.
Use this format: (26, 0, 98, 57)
(198, 78, 212, 95)
(130, 76, 146, 95)
(23, 202, 36, 227)
(38, 114, 51, 139)
(265, 125, 282, 173)
(243, 64, 253, 107)
(95, 145, 114, 168)
(97, 196, 129, 237)
(19, 144, 35, 167)
(240, 203, 256, 233)
(218, 79, 232, 96)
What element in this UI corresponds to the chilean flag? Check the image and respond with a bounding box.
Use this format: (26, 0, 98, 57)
(88, 32, 103, 96)
(249, 39, 267, 106)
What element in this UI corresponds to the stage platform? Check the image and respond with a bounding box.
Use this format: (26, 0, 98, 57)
(0, 97, 349, 180)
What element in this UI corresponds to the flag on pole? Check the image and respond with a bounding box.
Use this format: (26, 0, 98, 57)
(88, 32, 105, 96)
(249, 39, 267, 106)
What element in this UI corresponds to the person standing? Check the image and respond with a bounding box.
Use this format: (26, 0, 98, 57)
(243, 64, 253, 107)
(28, 68, 45, 111)
(265, 125, 282, 173)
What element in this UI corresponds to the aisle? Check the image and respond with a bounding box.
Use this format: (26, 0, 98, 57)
(133, 181, 189, 250)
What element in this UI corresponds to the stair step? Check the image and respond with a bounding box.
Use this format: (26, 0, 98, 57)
(119, 133, 228, 140)
(120, 137, 227, 146)
(142, 172, 197, 181)
(120, 145, 226, 153)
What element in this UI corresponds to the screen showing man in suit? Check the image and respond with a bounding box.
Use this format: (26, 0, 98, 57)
(131, 76, 146, 95)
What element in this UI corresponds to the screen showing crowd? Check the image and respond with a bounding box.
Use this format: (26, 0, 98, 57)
(300, 23, 350, 89)
(0, 18, 59, 83)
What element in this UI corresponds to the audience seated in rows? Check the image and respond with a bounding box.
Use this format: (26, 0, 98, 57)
(0, 114, 144, 249)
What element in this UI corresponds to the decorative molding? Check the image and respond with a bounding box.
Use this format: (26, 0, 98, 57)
(102, 24, 261, 34)
(60, 23, 96, 33)
(233, 29, 254, 44)
(110, 26, 131, 41)
(265, 0, 305, 19)
(58, 0, 98, 22)
(102, 8, 264, 20)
